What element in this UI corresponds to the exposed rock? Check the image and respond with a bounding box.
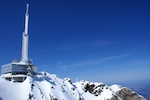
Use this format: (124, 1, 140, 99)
(116, 88, 144, 100)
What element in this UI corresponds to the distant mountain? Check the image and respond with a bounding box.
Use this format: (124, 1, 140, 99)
(0, 72, 146, 100)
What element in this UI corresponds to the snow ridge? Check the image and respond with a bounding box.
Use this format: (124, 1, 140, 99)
(0, 72, 146, 100)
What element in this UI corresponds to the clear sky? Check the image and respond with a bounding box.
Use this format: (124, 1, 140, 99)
(0, 0, 150, 84)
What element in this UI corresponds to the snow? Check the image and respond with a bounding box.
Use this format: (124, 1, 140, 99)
(109, 84, 122, 93)
(0, 76, 30, 100)
(74, 81, 114, 100)
(0, 72, 145, 100)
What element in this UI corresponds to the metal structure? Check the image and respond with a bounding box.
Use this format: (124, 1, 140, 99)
(22, 4, 29, 63)
(1, 4, 37, 76)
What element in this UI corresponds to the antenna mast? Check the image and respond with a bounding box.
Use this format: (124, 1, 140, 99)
(22, 4, 29, 63)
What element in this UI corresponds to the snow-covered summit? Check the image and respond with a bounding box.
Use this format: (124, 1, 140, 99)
(0, 72, 145, 100)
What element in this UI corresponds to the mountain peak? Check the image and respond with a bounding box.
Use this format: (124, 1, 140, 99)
(0, 72, 145, 100)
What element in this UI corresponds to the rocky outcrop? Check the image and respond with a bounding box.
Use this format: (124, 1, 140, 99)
(116, 88, 144, 100)
(79, 81, 145, 100)
(83, 82, 106, 96)
(108, 88, 145, 100)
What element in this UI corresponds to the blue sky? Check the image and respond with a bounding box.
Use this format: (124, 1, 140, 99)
(0, 0, 150, 84)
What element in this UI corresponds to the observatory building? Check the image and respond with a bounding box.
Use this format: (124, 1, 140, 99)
(1, 4, 37, 76)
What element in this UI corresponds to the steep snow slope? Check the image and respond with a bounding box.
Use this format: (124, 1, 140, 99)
(0, 72, 145, 100)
